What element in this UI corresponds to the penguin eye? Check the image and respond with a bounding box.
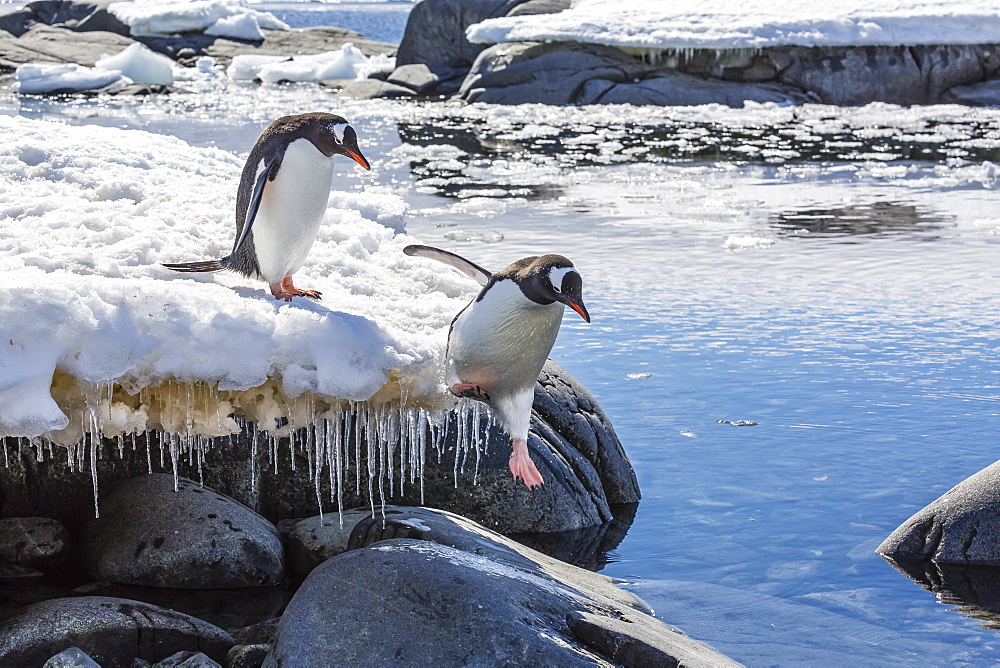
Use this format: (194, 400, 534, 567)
(552, 283, 561, 293)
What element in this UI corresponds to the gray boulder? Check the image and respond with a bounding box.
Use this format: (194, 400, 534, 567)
(877, 460, 1000, 564)
(0, 596, 234, 666)
(226, 645, 269, 668)
(266, 518, 738, 666)
(0, 0, 128, 38)
(0, 517, 70, 568)
(153, 651, 221, 668)
(507, 0, 571, 16)
(385, 62, 468, 96)
(579, 71, 815, 106)
(943, 78, 1000, 106)
(83, 473, 284, 588)
(396, 0, 534, 69)
(0, 25, 133, 70)
(339, 78, 417, 99)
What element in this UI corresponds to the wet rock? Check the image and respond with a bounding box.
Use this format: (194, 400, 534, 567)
(0, 596, 234, 666)
(0, 517, 70, 568)
(267, 520, 737, 666)
(226, 645, 269, 668)
(386, 62, 468, 96)
(396, 0, 534, 69)
(339, 78, 417, 99)
(83, 474, 284, 588)
(0, 0, 128, 38)
(878, 460, 1000, 565)
(776, 44, 1000, 105)
(460, 41, 655, 104)
(42, 647, 100, 668)
(943, 78, 1000, 106)
(0, 563, 45, 583)
(153, 651, 220, 668)
(580, 71, 815, 106)
(883, 559, 1000, 629)
(231, 618, 279, 646)
(105, 83, 190, 96)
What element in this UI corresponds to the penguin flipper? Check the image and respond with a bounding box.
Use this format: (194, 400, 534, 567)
(403, 245, 492, 286)
(232, 155, 277, 255)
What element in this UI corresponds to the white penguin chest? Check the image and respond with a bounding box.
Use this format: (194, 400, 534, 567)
(447, 280, 563, 395)
(252, 138, 335, 283)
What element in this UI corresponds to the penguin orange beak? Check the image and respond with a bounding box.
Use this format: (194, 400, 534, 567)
(565, 299, 591, 323)
(345, 148, 370, 171)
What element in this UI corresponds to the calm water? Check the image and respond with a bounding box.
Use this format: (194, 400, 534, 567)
(4, 2, 1000, 664)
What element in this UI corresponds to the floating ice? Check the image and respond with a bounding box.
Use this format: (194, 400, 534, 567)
(109, 0, 289, 39)
(227, 44, 391, 83)
(723, 235, 776, 251)
(467, 0, 1000, 49)
(13, 63, 132, 95)
(96, 43, 176, 86)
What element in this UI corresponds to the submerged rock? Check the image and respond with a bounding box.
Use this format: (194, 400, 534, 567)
(82, 474, 285, 588)
(267, 512, 737, 666)
(878, 460, 1000, 565)
(0, 517, 70, 568)
(0, 596, 233, 665)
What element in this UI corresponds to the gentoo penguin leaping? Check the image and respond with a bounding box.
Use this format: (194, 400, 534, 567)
(404, 244, 590, 488)
(163, 112, 370, 301)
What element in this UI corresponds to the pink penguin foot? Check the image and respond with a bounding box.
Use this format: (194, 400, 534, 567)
(269, 276, 322, 302)
(450, 382, 490, 402)
(509, 438, 544, 489)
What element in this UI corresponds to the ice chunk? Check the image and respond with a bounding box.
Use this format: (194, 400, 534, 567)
(230, 44, 377, 83)
(96, 43, 175, 86)
(108, 0, 288, 38)
(467, 0, 1000, 49)
(13, 63, 131, 95)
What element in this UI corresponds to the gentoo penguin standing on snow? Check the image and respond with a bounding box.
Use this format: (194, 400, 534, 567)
(403, 244, 591, 488)
(163, 112, 370, 301)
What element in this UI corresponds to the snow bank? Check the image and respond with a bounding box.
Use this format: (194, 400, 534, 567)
(227, 43, 394, 82)
(13, 63, 132, 95)
(109, 0, 289, 40)
(96, 43, 176, 86)
(0, 115, 475, 441)
(467, 0, 1000, 50)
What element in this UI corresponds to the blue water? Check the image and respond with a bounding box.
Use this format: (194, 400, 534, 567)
(252, 1, 413, 44)
(4, 1, 1000, 663)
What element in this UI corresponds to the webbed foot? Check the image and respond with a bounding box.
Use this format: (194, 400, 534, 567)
(450, 382, 490, 402)
(509, 438, 543, 489)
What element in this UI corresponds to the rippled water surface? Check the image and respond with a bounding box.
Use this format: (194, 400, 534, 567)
(4, 27, 1000, 666)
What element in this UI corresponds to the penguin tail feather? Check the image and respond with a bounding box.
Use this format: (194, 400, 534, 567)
(162, 259, 226, 273)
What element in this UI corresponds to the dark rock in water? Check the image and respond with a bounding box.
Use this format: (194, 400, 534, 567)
(267, 520, 739, 666)
(775, 44, 1000, 106)
(339, 78, 417, 100)
(83, 474, 284, 588)
(226, 644, 270, 668)
(0, 596, 234, 666)
(42, 646, 100, 668)
(105, 83, 190, 96)
(877, 460, 1000, 565)
(580, 70, 815, 106)
(0, 517, 70, 568)
(883, 559, 1000, 630)
(0, 25, 133, 70)
(153, 651, 221, 668)
(0, 0, 128, 38)
(286, 505, 633, 577)
(396, 0, 534, 69)
(943, 78, 1000, 106)
(0, 563, 45, 583)
(386, 62, 464, 95)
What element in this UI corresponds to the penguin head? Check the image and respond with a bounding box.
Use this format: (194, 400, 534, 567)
(502, 255, 591, 323)
(314, 115, 371, 170)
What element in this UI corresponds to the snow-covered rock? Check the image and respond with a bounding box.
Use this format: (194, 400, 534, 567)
(467, 0, 1000, 50)
(0, 115, 472, 441)
(227, 44, 393, 83)
(108, 0, 288, 40)
(96, 42, 176, 86)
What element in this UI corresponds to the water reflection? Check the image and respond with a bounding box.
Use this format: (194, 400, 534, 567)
(771, 201, 954, 240)
(883, 558, 1000, 631)
(511, 503, 638, 572)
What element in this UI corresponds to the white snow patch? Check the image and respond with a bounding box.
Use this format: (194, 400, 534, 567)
(467, 0, 1000, 49)
(96, 43, 176, 86)
(0, 115, 478, 439)
(13, 63, 132, 95)
(227, 43, 392, 83)
(109, 0, 288, 39)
